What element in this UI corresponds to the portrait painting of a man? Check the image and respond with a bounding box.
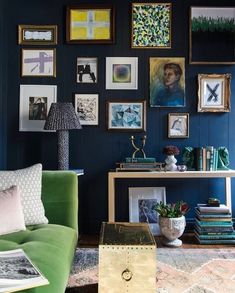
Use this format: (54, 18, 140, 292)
(150, 57, 185, 107)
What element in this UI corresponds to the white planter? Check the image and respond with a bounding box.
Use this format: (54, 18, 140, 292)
(165, 155, 177, 171)
(159, 215, 186, 247)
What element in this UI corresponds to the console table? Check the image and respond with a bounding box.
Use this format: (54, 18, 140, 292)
(108, 170, 235, 222)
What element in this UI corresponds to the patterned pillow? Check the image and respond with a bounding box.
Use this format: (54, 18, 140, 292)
(0, 164, 48, 225)
(0, 185, 26, 235)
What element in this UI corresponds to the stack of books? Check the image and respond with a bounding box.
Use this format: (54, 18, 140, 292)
(194, 204, 235, 244)
(116, 158, 164, 172)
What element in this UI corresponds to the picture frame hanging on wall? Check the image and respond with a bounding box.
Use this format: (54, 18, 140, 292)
(21, 49, 56, 77)
(129, 187, 166, 235)
(66, 4, 115, 44)
(131, 3, 171, 48)
(149, 57, 185, 107)
(168, 113, 189, 138)
(106, 57, 138, 90)
(19, 84, 57, 132)
(74, 94, 99, 125)
(77, 57, 98, 83)
(197, 74, 231, 112)
(18, 25, 57, 45)
(107, 100, 146, 131)
(190, 7, 235, 64)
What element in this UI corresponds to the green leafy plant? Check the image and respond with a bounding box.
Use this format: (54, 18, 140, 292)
(153, 201, 189, 218)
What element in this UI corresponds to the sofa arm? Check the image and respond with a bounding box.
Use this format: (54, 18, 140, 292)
(41, 171, 78, 233)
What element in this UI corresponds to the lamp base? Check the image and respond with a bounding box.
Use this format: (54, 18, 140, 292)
(58, 130, 69, 170)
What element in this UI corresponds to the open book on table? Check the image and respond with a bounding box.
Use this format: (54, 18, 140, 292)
(0, 249, 49, 293)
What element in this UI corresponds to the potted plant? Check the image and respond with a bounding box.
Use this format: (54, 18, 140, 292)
(154, 201, 190, 247)
(163, 145, 180, 171)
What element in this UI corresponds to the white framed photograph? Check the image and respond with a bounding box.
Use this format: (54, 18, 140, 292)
(74, 94, 99, 125)
(21, 49, 56, 77)
(19, 85, 57, 132)
(129, 187, 166, 235)
(106, 57, 138, 90)
(168, 113, 189, 138)
(77, 57, 97, 83)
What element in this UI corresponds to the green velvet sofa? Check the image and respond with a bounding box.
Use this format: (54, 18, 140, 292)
(0, 171, 78, 293)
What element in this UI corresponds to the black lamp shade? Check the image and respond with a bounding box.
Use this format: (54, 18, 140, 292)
(44, 102, 82, 130)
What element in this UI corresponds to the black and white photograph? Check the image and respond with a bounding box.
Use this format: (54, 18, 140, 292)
(19, 84, 57, 131)
(74, 94, 99, 125)
(129, 187, 166, 235)
(77, 58, 97, 83)
(198, 74, 231, 112)
(168, 113, 189, 138)
(29, 97, 47, 120)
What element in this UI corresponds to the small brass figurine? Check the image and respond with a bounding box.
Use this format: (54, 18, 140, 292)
(130, 135, 147, 158)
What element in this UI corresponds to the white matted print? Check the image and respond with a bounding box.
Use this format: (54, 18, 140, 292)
(129, 187, 166, 235)
(77, 57, 97, 83)
(19, 85, 57, 131)
(21, 49, 56, 77)
(106, 57, 138, 89)
(168, 113, 189, 138)
(74, 94, 99, 125)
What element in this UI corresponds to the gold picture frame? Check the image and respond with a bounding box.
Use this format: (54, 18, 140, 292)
(168, 113, 189, 138)
(21, 48, 56, 77)
(66, 4, 115, 44)
(18, 25, 57, 45)
(198, 74, 231, 112)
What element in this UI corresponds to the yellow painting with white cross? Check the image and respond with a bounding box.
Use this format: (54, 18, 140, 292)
(70, 9, 111, 40)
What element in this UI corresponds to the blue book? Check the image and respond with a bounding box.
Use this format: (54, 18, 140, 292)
(196, 218, 233, 227)
(195, 230, 235, 240)
(195, 234, 235, 244)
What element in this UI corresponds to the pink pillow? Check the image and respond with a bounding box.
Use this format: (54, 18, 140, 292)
(0, 186, 26, 235)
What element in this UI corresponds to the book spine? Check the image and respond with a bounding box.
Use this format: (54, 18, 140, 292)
(196, 219, 233, 227)
(195, 231, 235, 240)
(125, 157, 156, 163)
(195, 236, 235, 244)
(202, 148, 207, 171)
(196, 147, 203, 171)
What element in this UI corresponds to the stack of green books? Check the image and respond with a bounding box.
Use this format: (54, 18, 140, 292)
(194, 204, 235, 244)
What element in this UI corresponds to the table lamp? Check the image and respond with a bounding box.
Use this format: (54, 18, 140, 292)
(44, 102, 82, 170)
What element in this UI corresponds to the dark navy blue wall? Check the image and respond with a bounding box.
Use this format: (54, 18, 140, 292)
(1, 0, 235, 234)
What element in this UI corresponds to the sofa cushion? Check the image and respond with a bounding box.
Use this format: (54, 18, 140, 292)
(0, 224, 77, 293)
(0, 185, 26, 235)
(0, 164, 48, 225)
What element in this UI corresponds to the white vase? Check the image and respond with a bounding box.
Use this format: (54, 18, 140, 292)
(165, 155, 177, 171)
(159, 215, 186, 247)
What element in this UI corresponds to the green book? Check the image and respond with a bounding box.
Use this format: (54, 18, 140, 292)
(195, 230, 235, 240)
(195, 218, 233, 227)
(195, 234, 235, 244)
(195, 224, 234, 234)
(125, 157, 156, 163)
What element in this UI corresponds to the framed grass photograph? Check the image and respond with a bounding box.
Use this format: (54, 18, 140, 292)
(129, 187, 166, 235)
(190, 7, 235, 64)
(150, 57, 185, 107)
(131, 3, 171, 48)
(168, 113, 189, 138)
(197, 74, 231, 112)
(77, 57, 97, 83)
(18, 25, 57, 45)
(107, 100, 146, 131)
(74, 94, 99, 125)
(19, 84, 57, 132)
(66, 4, 115, 44)
(21, 49, 56, 77)
(106, 57, 138, 90)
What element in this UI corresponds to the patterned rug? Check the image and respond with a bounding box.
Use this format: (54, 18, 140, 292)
(68, 248, 235, 293)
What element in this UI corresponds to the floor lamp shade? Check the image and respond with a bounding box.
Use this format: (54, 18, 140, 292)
(44, 102, 82, 170)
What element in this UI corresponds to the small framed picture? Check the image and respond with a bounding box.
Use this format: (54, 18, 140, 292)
(66, 4, 115, 44)
(168, 113, 189, 138)
(74, 94, 99, 125)
(106, 57, 138, 90)
(129, 187, 166, 235)
(197, 74, 231, 112)
(19, 84, 57, 132)
(131, 3, 171, 48)
(21, 49, 56, 77)
(107, 100, 146, 131)
(77, 57, 97, 83)
(18, 25, 57, 45)
(149, 57, 185, 107)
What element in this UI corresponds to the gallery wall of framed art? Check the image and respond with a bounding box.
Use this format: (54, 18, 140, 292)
(1, 0, 235, 235)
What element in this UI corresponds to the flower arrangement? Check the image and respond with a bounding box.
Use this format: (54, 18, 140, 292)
(163, 145, 180, 156)
(153, 201, 190, 218)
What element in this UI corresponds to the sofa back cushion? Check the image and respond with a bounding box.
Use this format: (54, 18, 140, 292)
(0, 164, 48, 225)
(0, 185, 26, 235)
